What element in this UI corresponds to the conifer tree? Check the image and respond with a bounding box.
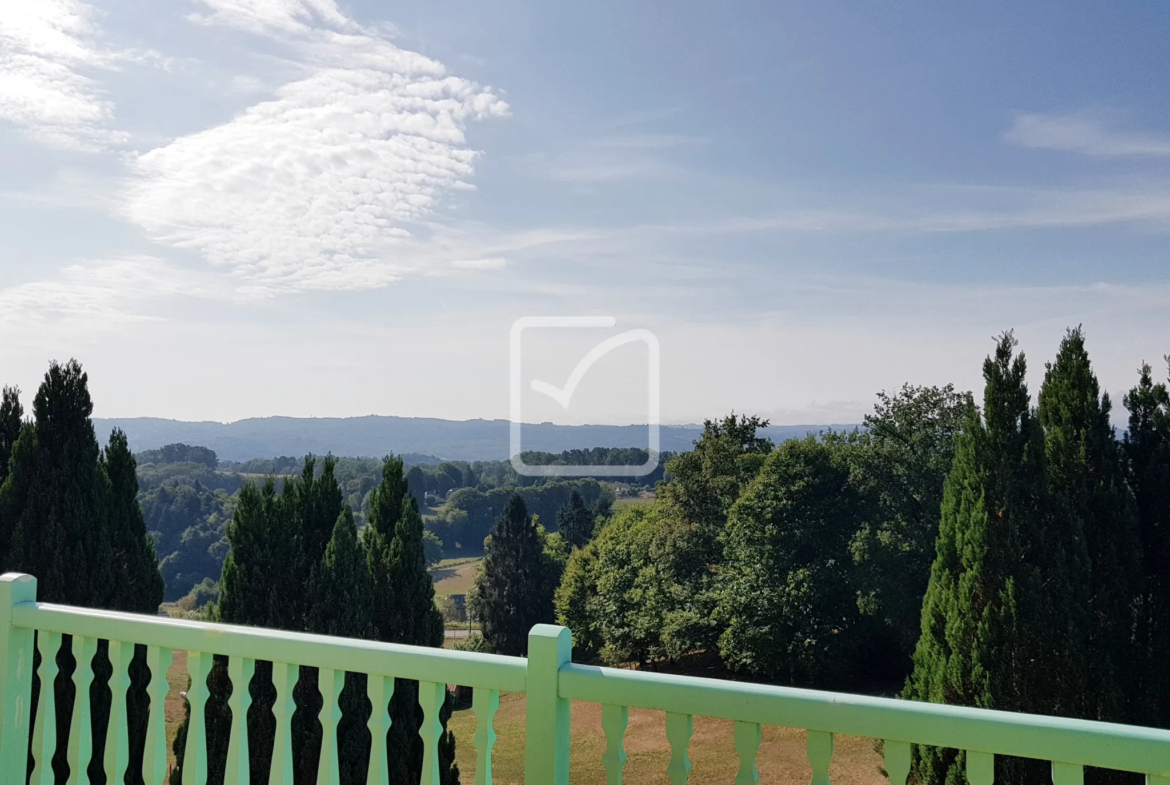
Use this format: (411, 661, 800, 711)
(1038, 327, 1140, 724)
(556, 489, 594, 549)
(6, 360, 113, 604)
(0, 361, 162, 784)
(307, 505, 373, 785)
(0, 385, 24, 559)
(178, 456, 349, 784)
(904, 333, 1051, 785)
(477, 494, 556, 656)
(1124, 359, 1170, 726)
(103, 429, 166, 613)
(0, 385, 21, 490)
(364, 456, 459, 785)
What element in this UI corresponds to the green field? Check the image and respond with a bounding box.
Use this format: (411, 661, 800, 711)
(447, 691, 885, 785)
(430, 557, 483, 597)
(613, 494, 656, 511)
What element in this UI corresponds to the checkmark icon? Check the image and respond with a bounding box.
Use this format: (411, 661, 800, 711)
(530, 330, 656, 409)
(509, 316, 661, 477)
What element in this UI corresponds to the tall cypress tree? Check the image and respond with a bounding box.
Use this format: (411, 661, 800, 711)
(365, 456, 459, 785)
(0, 361, 163, 784)
(6, 360, 113, 605)
(0, 385, 21, 490)
(1038, 327, 1140, 725)
(476, 494, 556, 656)
(1124, 359, 1170, 727)
(306, 505, 372, 785)
(0, 385, 24, 560)
(103, 429, 166, 614)
(904, 333, 1051, 785)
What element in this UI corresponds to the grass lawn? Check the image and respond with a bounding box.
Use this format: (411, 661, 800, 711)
(165, 650, 189, 773)
(161, 653, 884, 784)
(613, 495, 656, 511)
(447, 692, 886, 785)
(430, 557, 482, 597)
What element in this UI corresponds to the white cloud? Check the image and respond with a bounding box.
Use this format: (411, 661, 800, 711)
(185, 0, 352, 36)
(0, 0, 126, 150)
(1006, 113, 1170, 158)
(451, 257, 509, 270)
(0, 257, 188, 330)
(124, 0, 508, 294)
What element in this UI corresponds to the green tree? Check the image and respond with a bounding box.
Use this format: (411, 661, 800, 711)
(555, 538, 603, 656)
(556, 489, 594, 548)
(1124, 358, 1170, 727)
(0, 360, 162, 785)
(1037, 327, 1139, 725)
(717, 438, 865, 685)
(904, 333, 1052, 785)
(103, 429, 167, 613)
(0, 386, 24, 560)
(364, 456, 460, 785)
(0, 385, 21, 491)
(176, 456, 351, 785)
(307, 505, 373, 785)
(847, 384, 973, 677)
(476, 494, 557, 655)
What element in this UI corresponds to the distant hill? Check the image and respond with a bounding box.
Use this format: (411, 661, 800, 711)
(93, 416, 854, 463)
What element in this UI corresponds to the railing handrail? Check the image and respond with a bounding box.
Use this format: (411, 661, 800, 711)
(11, 601, 528, 693)
(560, 662, 1170, 775)
(7, 573, 1170, 783)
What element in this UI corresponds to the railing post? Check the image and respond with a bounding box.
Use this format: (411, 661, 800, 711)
(0, 573, 36, 785)
(525, 624, 571, 785)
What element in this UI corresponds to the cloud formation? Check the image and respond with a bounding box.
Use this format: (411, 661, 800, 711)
(0, 0, 129, 150)
(124, 0, 508, 294)
(0, 257, 185, 330)
(1006, 113, 1170, 158)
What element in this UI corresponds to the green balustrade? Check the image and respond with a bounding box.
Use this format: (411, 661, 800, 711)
(4, 570, 1170, 785)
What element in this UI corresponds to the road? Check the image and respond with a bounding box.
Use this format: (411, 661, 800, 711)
(445, 628, 473, 639)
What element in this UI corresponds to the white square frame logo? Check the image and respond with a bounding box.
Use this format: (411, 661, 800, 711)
(509, 316, 660, 477)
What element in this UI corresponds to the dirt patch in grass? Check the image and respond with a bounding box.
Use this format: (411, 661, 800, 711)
(447, 691, 885, 785)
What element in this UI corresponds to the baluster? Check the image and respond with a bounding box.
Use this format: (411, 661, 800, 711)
(30, 631, 61, 785)
(270, 661, 299, 785)
(317, 667, 344, 785)
(967, 751, 994, 785)
(1053, 762, 1084, 785)
(142, 646, 172, 785)
(419, 681, 446, 785)
(665, 712, 693, 785)
(226, 657, 254, 785)
(472, 687, 499, 785)
(67, 635, 97, 785)
(883, 741, 911, 785)
(807, 730, 833, 785)
(103, 641, 132, 785)
(601, 704, 629, 785)
(365, 675, 393, 785)
(733, 720, 761, 785)
(183, 651, 212, 785)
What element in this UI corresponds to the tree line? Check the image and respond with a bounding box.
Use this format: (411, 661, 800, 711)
(169, 454, 458, 785)
(0, 360, 163, 784)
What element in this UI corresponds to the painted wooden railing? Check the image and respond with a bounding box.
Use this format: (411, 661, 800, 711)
(4, 571, 1170, 785)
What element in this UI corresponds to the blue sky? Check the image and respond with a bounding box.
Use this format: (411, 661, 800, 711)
(1, 0, 1168, 426)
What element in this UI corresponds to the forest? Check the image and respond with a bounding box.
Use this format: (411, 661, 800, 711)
(1, 326, 1169, 785)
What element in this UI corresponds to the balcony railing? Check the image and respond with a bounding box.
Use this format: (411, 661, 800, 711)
(3, 571, 1170, 784)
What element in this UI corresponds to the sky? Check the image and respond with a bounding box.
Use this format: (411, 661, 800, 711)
(1, 0, 1168, 426)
